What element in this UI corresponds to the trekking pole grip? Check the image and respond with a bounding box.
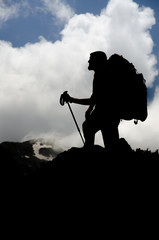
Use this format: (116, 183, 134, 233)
(60, 91, 68, 106)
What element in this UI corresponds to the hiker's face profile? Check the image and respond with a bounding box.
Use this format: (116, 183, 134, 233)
(88, 55, 96, 70)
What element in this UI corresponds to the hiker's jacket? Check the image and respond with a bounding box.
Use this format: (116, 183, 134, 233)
(90, 66, 120, 118)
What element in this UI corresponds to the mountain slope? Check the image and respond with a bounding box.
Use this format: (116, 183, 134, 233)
(0, 138, 158, 183)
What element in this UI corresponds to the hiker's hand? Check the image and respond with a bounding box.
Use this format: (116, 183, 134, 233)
(64, 92, 72, 103)
(60, 91, 72, 105)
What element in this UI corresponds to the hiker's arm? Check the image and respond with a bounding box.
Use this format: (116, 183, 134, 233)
(64, 93, 93, 105)
(70, 97, 92, 105)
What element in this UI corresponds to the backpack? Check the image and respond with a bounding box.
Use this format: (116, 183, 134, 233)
(108, 54, 148, 124)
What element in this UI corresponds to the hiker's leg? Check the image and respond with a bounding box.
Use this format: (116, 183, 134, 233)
(82, 111, 100, 147)
(101, 118, 120, 150)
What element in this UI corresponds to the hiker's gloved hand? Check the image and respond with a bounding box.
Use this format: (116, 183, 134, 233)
(63, 92, 72, 103)
(60, 91, 73, 106)
(60, 91, 72, 105)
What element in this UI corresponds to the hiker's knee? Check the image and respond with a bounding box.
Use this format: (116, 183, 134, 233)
(82, 119, 96, 137)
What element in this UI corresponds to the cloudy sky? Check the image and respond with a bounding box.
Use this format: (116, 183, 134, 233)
(0, 0, 159, 151)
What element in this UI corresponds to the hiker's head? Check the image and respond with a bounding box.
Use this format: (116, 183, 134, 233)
(88, 51, 107, 71)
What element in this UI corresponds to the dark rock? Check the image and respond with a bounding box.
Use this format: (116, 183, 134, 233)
(1, 138, 158, 220)
(0, 138, 159, 188)
(39, 147, 57, 158)
(0, 140, 43, 180)
(36, 138, 158, 188)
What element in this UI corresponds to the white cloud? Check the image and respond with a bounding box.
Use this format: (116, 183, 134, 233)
(0, 0, 32, 27)
(0, 0, 158, 151)
(41, 0, 75, 23)
(0, 0, 20, 26)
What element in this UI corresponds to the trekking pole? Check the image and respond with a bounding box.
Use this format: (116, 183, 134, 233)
(60, 91, 85, 145)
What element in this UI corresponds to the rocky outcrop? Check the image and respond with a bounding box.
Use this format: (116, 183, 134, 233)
(1, 138, 158, 220)
(34, 138, 159, 193)
(0, 138, 158, 186)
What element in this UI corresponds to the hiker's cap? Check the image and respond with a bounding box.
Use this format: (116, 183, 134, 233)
(90, 51, 107, 62)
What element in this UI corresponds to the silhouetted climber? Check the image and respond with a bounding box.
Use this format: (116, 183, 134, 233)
(62, 51, 121, 150)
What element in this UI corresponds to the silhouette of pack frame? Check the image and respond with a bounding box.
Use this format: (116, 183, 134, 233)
(108, 54, 148, 124)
